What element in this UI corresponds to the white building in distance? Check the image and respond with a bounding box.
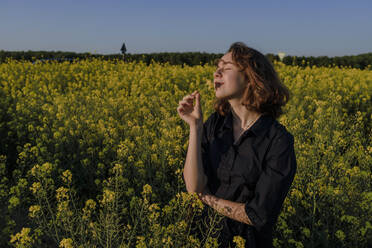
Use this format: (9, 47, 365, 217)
(278, 52, 286, 61)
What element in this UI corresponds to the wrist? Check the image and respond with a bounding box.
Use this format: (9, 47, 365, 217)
(190, 120, 203, 131)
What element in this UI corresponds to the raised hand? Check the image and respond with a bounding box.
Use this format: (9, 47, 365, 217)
(177, 90, 203, 127)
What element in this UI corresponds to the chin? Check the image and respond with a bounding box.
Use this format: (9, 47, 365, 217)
(215, 90, 224, 99)
(215, 91, 230, 100)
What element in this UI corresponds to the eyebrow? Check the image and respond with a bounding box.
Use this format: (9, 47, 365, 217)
(214, 59, 234, 67)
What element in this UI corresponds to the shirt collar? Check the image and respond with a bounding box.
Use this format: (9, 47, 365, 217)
(219, 108, 274, 137)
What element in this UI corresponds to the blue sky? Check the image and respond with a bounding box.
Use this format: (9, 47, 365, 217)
(1, 0, 371, 56)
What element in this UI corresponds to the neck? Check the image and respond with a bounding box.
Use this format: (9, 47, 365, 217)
(228, 98, 261, 129)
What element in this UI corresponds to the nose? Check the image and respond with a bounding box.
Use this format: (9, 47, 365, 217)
(214, 68, 222, 78)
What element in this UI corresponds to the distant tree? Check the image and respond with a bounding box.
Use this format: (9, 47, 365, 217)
(121, 43, 127, 60)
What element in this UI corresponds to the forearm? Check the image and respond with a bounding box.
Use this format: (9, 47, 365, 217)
(197, 191, 253, 226)
(183, 124, 207, 193)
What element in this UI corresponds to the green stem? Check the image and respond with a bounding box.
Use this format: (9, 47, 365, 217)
(40, 178, 61, 243)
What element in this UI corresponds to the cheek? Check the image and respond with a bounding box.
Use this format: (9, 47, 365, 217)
(226, 74, 244, 89)
(236, 74, 247, 89)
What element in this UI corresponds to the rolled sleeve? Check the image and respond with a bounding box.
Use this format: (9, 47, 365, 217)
(244, 132, 297, 232)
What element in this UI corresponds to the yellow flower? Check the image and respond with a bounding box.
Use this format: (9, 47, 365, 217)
(148, 203, 160, 212)
(30, 182, 42, 194)
(29, 205, 41, 218)
(140, 185, 152, 205)
(162, 236, 173, 245)
(56, 187, 69, 201)
(101, 189, 115, 204)
(61, 170, 72, 184)
(135, 236, 146, 247)
(112, 163, 123, 174)
(150, 153, 158, 162)
(30, 164, 41, 177)
(335, 230, 346, 241)
(142, 184, 152, 195)
(10, 227, 34, 247)
(41, 162, 53, 175)
(233, 236, 246, 248)
(82, 199, 96, 220)
(59, 238, 74, 248)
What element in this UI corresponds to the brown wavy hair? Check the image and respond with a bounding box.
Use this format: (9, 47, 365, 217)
(213, 42, 290, 120)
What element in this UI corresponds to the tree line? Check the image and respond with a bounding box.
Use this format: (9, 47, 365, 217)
(0, 50, 371, 69)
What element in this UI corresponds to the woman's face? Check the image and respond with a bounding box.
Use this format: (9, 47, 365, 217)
(213, 52, 247, 100)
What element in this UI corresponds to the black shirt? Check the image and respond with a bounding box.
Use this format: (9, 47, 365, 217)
(187, 108, 297, 248)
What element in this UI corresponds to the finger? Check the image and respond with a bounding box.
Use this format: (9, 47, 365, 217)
(183, 95, 195, 102)
(177, 106, 185, 113)
(180, 100, 192, 107)
(195, 92, 200, 108)
(180, 102, 191, 108)
(186, 97, 194, 104)
(178, 101, 190, 110)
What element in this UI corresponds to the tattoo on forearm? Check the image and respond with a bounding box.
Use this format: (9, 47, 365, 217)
(197, 192, 253, 226)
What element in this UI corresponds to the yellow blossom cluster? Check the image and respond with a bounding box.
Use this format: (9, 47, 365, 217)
(100, 188, 115, 205)
(59, 238, 74, 248)
(10, 227, 34, 247)
(61, 170, 72, 184)
(28, 205, 41, 218)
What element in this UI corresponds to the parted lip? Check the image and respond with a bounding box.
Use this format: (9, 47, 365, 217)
(214, 81, 224, 89)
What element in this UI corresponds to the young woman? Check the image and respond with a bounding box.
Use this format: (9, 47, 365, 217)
(177, 42, 297, 248)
